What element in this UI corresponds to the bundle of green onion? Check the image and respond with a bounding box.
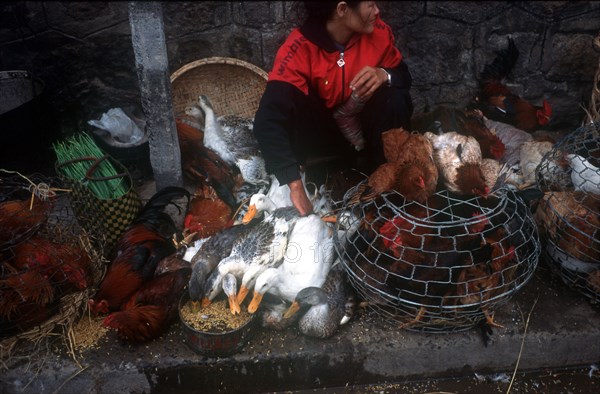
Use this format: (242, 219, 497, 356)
(53, 133, 129, 200)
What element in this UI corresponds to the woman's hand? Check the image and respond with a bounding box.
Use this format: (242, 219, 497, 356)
(289, 179, 313, 216)
(349, 66, 388, 100)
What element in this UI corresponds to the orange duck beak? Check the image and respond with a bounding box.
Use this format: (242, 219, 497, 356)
(247, 291, 264, 314)
(283, 301, 301, 319)
(236, 285, 250, 305)
(227, 294, 241, 315)
(321, 215, 337, 223)
(242, 204, 257, 224)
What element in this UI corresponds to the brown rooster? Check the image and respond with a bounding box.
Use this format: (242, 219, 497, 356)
(475, 37, 552, 132)
(102, 266, 191, 343)
(183, 183, 234, 239)
(349, 128, 438, 205)
(443, 223, 518, 334)
(176, 118, 241, 209)
(88, 187, 190, 315)
(0, 234, 93, 337)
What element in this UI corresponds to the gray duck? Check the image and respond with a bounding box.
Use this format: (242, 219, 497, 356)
(283, 261, 357, 339)
(196, 95, 268, 186)
(187, 220, 259, 310)
(201, 200, 301, 307)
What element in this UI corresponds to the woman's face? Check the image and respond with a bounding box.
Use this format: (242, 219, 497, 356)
(345, 1, 380, 34)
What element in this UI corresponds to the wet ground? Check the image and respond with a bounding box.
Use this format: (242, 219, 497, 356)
(283, 366, 600, 394)
(3, 137, 600, 393)
(2, 262, 599, 394)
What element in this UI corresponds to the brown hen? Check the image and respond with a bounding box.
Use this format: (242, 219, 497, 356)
(349, 128, 438, 204)
(411, 106, 505, 160)
(0, 196, 54, 247)
(183, 183, 234, 240)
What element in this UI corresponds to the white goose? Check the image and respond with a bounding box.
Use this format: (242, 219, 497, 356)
(246, 213, 334, 313)
(246, 210, 359, 313)
(196, 95, 268, 186)
(264, 173, 333, 216)
(201, 195, 300, 307)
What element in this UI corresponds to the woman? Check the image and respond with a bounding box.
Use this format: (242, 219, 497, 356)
(253, 1, 413, 216)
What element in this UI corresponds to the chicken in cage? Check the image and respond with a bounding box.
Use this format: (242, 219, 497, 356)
(535, 122, 600, 303)
(0, 174, 101, 338)
(332, 186, 540, 333)
(0, 173, 57, 250)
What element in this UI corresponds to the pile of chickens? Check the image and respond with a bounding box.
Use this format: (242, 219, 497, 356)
(337, 184, 540, 333)
(88, 187, 193, 343)
(333, 37, 557, 333)
(0, 174, 98, 339)
(534, 122, 600, 303)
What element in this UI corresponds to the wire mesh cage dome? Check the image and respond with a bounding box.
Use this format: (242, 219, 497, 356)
(535, 122, 600, 303)
(0, 173, 104, 345)
(332, 185, 540, 332)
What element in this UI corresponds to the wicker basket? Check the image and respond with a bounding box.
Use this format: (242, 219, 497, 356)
(333, 185, 540, 333)
(170, 57, 268, 119)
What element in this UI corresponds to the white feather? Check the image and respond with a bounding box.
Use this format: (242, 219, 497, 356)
(567, 154, 600, 194)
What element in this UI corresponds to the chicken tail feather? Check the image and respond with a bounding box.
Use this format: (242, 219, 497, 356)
(480, 37, 518, 83)
(135, 186, 191, 224)
(345, 181, 373, 206)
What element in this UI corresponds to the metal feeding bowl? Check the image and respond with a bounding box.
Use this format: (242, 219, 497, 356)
(178, 293, 256, 357)
(333, 186, 540, 332)
(535, 122, 600, 303)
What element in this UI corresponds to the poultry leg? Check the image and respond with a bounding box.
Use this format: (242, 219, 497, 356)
(398, 306, 426, 330)
(483, 308, 504, 328)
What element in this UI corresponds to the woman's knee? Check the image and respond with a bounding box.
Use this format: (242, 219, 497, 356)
(362, 88, 413, 131)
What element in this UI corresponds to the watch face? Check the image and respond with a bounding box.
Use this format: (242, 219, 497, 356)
(384, 70, 391, 86)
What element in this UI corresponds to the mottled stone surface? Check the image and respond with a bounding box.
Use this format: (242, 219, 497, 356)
(0, 1, 599, 150)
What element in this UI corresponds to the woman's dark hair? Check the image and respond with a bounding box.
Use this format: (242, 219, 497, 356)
(303, 1, 361, 23)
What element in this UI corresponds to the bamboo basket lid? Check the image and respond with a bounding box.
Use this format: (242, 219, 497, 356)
(170, 57, 268, 119)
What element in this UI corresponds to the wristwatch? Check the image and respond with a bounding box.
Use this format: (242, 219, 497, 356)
(380, 68, 392, 87)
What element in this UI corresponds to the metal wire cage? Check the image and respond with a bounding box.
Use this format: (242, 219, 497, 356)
(0, 173, 104, 354)
(535, 122, 600, 303)
(0, 173, 55, 251)
(333, 186, 540, 332)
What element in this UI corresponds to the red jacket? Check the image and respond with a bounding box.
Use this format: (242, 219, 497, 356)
(268, 16, 403, 108)
(253, 16, 411, 186)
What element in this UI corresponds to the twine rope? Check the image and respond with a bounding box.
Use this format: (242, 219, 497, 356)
(0, 169, 70, 209)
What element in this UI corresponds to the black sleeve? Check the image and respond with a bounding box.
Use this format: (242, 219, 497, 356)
(253, 80, 303, 186)
(385, 60, 412, 90)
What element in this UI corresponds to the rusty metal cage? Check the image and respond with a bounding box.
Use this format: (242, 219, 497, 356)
(333, 185, 540, 332)
(535, 122, 600, 303)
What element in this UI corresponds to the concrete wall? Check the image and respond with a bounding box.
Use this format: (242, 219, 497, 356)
(1, 1, 599, 136)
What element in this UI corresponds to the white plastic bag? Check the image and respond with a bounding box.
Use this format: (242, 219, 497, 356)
(88, 108, 143, 144)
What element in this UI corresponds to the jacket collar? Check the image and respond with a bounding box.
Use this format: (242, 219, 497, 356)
(300, 18, 360, 53)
